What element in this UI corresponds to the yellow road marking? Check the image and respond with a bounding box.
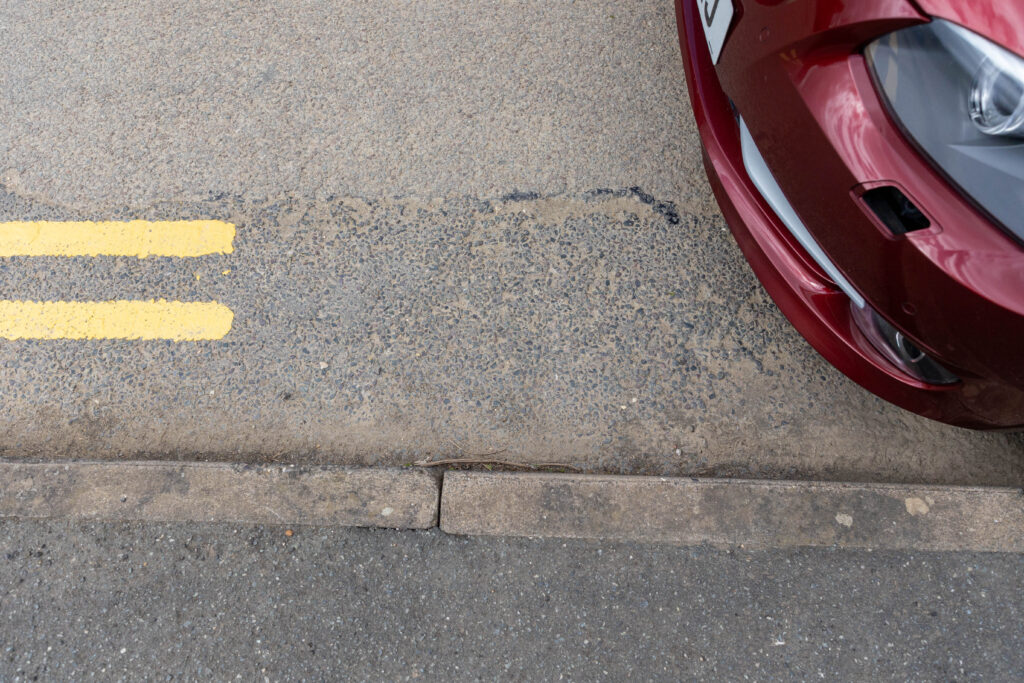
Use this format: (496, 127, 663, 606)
(0, 220, 235, 258)
(0, 300, 233, 340)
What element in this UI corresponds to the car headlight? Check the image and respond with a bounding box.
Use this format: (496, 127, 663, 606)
(866, 20, 1024, 242)
(969, 57, 1024, 137)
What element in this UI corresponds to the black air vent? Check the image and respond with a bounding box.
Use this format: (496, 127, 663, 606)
(861, 186, 930, 235)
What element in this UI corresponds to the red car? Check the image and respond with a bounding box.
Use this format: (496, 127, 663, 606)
(676, 0, 1024, 429)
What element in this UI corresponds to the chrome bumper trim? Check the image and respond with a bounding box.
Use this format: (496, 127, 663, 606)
(739, 117, 866, 309)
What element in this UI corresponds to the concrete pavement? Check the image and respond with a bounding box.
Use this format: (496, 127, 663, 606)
(441, 471, 1024, 551)
(4, 462, 1020, 553)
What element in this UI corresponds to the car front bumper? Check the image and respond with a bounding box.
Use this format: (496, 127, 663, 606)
(676, 0, 1024, 429)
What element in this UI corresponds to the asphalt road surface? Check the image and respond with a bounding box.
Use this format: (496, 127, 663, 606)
(1, 519, 1021, 680)
(0, 0, 1022, 484)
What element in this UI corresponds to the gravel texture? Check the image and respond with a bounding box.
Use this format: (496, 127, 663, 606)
(0, 0, 705, 209)
(0, 188, 1020, 483)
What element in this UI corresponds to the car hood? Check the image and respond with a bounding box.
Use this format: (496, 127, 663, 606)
(914, 0, 1024, 57)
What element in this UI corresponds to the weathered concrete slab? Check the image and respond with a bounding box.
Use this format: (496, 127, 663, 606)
(440, 472, 1024, 552)
(0, 461, 439, 529)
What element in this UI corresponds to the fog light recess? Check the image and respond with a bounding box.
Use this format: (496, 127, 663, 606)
(851, 303, 959, 385)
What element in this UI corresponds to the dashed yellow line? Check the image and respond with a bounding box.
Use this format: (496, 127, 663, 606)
(0, 220, 235, 258)
(0, 300, 234, 340)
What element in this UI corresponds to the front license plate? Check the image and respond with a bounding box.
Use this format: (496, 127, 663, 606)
(695, 0, 734, 64)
